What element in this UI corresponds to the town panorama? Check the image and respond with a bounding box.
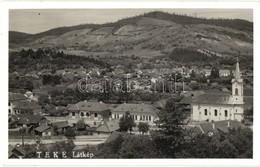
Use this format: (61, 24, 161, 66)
(8, 9, 253, 159)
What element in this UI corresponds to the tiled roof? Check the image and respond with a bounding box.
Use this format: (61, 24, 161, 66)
(112, 103, 159, 115)
(9, 92, 28, 101)
(9, 146, 26, 157)
(35, 125, 51, 132)
(16, 114, 45, 124)
(50, 121, 69, 128)
(14, 101, 42, 110)
(95, 120, 119, 133)
(67, 101, 109, 112)
(203, 89, 230, 95)
(153, 99, 167, 109)
(179, 96, 194, 104)
(198, 120, 244, 134)
(105, 131, 126, 144)
(192, 94, 233, 105)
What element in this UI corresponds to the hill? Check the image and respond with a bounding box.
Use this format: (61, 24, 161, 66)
(9, 11, 253, 59)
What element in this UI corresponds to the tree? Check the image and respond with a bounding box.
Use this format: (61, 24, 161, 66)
(24, 80, 34, 91)
(151, 98, 187, 157)
(76, 119, 86, 131)
(64, 127, 76, 139)
(119, 135, 158, 158)
(190, 70, 196, 78)
(138, 122, 149, 134)
(49, 139, 75, 158)
(210, 67, 220, 78)
(119, 111, 136, 133)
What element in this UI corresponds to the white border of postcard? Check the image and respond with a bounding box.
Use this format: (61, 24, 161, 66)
(1, 1, 260, 166)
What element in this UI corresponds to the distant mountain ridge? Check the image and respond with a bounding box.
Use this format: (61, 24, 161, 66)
(9, 11, 253, 58)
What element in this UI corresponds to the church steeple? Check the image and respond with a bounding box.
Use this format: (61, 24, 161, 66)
(234, 57, 241, 80)
(232, 57, 243, 104)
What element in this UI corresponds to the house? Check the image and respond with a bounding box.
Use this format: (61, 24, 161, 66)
(95, 120, 120, 135)
(13, 101, 42, 115)
(191, 59, 244, 122)
(196, 120, 244, 136)
(219, 69, 231, 77)
(203, 69, 212, 77)
(9, 145, 26, 159)
(25, 71, 39, 78)
(9, 92, 28, 115)
(35, 125, 52, 137)
(67, 100, 110, 127)
(15, 114, 47, 128)
(111, 103, 159, 125)
(48, 121, 69, 135)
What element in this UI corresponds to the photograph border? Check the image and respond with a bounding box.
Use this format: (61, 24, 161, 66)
(1, 1, 260, 166)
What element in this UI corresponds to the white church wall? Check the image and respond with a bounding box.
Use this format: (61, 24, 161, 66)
(192, 103, 243, 122)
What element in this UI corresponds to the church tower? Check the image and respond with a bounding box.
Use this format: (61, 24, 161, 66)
(232, 58, 244, 104)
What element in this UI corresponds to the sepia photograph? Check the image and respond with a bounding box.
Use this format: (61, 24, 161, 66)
(7, 7, 254, 160)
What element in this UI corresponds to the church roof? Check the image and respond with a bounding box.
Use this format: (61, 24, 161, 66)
(192, 94, 233, 105)
(234, 58, 241, 80)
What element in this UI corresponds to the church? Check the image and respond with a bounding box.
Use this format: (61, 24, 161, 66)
(191, 59, 244, 122)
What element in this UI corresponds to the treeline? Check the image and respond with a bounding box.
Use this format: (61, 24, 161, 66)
(167, 48, 216, 63)
(9, 48, 109, 73)
(144, 11, 253, 32)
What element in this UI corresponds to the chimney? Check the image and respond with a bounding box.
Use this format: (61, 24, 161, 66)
(212, 123, 215, 130)
(228, 120, 230, 128)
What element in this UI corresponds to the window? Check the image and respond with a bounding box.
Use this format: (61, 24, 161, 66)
(8, 109, 11, 114)
(8, 102, 10, 106)
(235, 88, 238, 95)
(225, 110, 228, 117)
(146, 116, 148, 121)
(109, 112, 112, 116)
(72, 112, 75, 116)
(149, 116, 151, 121)
(214, 110, 218, 116)
(135, 115, 137, 120)
(94, 113, 98, 118)
(80, 112, 84, 117)
(204, 109, 208, 116)
(140, 115, 142, 121)
(86, 112, 90, 117)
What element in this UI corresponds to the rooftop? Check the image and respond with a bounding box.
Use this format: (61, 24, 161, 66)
(9, 92, 28, 102)
(15, 114, 46, 124)
(95, 120, 120, 133)
(67, 101, 109, 112)
(13, 101, 42, 110)
(112, 103, 159, 115)
(35, 125, 51, 132)
(198, 120, 244, 134)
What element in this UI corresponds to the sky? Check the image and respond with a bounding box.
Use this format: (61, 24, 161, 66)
(9, 9, 253, 34)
